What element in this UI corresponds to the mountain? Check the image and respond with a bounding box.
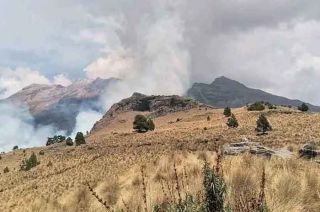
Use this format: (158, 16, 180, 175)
(3, 78, 118, 134)
(91, 92, 199, 133)
(187, 76, 320, 111)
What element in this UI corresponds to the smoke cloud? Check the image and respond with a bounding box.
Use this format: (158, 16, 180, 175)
(0, 102, 56, 152)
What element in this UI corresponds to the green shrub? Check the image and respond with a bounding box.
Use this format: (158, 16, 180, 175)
(298, 103, 309, 112)
(247, 102, 265, 111)
(203, 160, 226, 212)
(223, 107, 231, 117)
(75, 132, 86, 146)
(66, 137, 74, 146)
(20, 152, 39, 171)
(256, 114, 272, 133)
(133, 115, 155, 132)
(226, 114, 239, 128)
(3, 167, 9, 173)
(12, 145, 18, 150)
(46, 135, 66, 146)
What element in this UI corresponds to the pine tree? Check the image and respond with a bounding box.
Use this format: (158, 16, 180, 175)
(223, 107, 231, 117)
(226, 113, 239, 128)
(298, 103, 309, 112)
(75, 132, 85, 146)
(256, 114, 272, 134)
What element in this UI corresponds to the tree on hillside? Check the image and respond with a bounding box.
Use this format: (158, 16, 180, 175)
(133, 114, 155, 132)
(223, 107, 231, 117)
(66, 137, 74, 146)
(298, 103, 309, 112)
(226, 114, 239, 128)
(255, 114, 272, 134)
(20, 152, 39, 171)
(75, 132, 86, 146)
(12, 145, 19, 150)
(247, 102, 265, 111)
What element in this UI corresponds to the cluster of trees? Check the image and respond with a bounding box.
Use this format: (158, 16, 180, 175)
(46, 135, 66, 146)
(224, 107, 272, 134)
(45, 132, 86, 147)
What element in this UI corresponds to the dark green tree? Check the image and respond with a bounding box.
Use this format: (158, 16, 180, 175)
(256, 114, 272, 134)
(12, 145, 18, 150)
(66, 137, 74, 146)
(20, 152, 39, 171)
(247, 102, 265, 111)
(298, 103, 309, 112)
(223, 107, 231, 117)
(75, 132, 85, 146)
(226, 114, 239, 128)
(133, 115, 155, 132)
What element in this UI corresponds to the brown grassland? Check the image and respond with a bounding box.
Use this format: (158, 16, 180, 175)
(0, 107, 320, 211)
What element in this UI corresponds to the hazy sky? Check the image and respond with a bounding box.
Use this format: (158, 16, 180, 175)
(1, 0, 320, 104)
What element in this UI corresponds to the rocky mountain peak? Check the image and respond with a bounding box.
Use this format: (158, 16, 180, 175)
(91, 93, 199, 133)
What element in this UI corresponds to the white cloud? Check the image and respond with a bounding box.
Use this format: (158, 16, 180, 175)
(0, 67, 50, 98)
(53, 74, 72, 87)
(0, 67, 73, 99)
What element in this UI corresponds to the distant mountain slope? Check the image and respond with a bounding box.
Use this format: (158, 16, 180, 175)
(187, 76, 320, 111)
(91, 92, 199, 133)
(3, 78, 118, 134)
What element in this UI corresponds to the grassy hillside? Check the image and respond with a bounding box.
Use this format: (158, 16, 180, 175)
(0, 106, 319, 211)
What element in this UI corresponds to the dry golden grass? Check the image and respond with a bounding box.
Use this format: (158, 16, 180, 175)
(0, 106, 319, 211)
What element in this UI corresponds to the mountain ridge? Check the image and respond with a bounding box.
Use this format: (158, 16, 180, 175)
(187, 76, 320, 111)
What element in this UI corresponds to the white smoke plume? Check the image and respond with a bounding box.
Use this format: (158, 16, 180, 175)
(0, 102, 56, 152)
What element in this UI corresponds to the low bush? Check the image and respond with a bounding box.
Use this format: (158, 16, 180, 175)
(66, 137, 74, 146)
(3, 167, 9, 173)
(247, 102, 265, 111)
(133, 115, 155, 132)
(298, 103, 309, 112)
(20, 152, 39, 171)
(226, 114, 239, 128)
(223, 107, 231, 117)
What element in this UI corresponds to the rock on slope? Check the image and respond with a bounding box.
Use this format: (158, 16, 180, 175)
(91, 92, 199, 133)
(187, 76, 320, 111)
(3, 78, 118, 134)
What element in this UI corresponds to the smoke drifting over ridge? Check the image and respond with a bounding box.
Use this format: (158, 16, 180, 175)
(2, 0, 320, 150)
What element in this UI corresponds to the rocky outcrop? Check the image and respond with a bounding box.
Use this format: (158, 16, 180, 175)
(187, 76, 320, 111)
(91, 93, 199, 132)
(223, 139, 292, 158)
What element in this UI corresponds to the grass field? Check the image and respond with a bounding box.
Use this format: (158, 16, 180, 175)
(0, 106, 319, 211)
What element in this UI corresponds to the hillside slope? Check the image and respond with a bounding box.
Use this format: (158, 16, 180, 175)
(0, 103, 319, 211)
(187, 76, 320, 111)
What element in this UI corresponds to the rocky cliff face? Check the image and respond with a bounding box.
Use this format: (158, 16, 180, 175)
(91, 93, 199, 132)
(3, 78, 118, 134)
(187, 76, 320, 111)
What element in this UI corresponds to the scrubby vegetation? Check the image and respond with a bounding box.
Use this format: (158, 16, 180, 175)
(75, 132, 86, 146)
(12, 145, 18, 150)
(247, 101, 265, 111)
(223, 107, 231, 117)
(298, 103, 309, 112)
(20, 152, 39, 171)
(256, 114, 272, 134)
(66, 137, 74, 146)
(3, 167, 9, 173)
(46, 135, 66, 146)
(226, 114, 239, 128)
(133, 114, 155, 132)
